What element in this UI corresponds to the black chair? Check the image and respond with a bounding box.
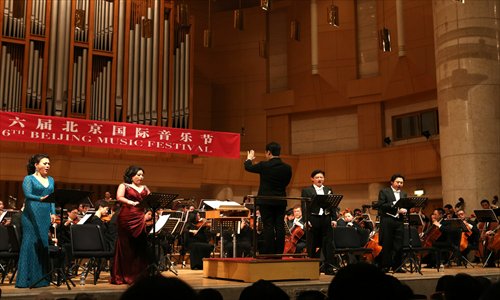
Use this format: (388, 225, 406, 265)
(0, 225, 20, 284)
(331, 226, 373, 270)
(70, 224, 114, 285)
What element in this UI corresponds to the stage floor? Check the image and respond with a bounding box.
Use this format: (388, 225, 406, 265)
(1, 264, 499, 300)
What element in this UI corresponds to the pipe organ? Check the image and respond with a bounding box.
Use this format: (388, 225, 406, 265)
(0, 0, 192, 128)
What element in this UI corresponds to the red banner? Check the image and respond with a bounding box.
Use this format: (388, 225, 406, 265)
(0, 111, 241, 158)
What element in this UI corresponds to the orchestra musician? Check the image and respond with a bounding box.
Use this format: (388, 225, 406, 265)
(421, 208, 455, 268)
(284, 204, 306, 254)
(456, 209, 479, 264)
(476, 199, 498, 267)
(376, 173, 408, 273)
(353, 207, 374, 232)
(89, 199, 116, 252)
(223, 217, 253, 257)
(0, 200, 7, 225)
(337, 210, 367, 264)
(301, 169, 337, 275)
(184, 211, 214, 270)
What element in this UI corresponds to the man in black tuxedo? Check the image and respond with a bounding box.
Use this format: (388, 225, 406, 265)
(301, 169, 337, 274)
(376, 173, 408, 273)
(244, 142, 292, 255)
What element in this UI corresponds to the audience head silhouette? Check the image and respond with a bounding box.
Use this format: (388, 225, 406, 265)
(120, 275, 197, 300)
(239, 279, 289, 300)
(328, 263, 415, 300)
(198, 288, 224, 300)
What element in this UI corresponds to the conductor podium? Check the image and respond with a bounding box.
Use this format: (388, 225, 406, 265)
(202, 196, 320, 282)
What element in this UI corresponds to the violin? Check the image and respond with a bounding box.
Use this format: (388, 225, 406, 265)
(100, 212, 113, 223)
(196, 218, 211, 229)
(53, 214, 61, 225)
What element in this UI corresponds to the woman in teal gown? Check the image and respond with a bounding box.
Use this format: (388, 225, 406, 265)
(16, 154, 56, 288)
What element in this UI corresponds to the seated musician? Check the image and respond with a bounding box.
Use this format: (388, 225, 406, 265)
(77, 203, 91, 218)
(353, 208, 374, 232)
(51, 205, 80, 273)
(456, 209, 479, 261)
(0, 200, 8, 225)
(223, 217, 253, 257)
(284, 205, 306, 254)
(57, 205, 80, 244)
(184, 211, 214, 270)
(88, 200, 116, 252)
(337, 210, 368, 264)
(422, 208, 456, 268)
(337, 210, 360, 228)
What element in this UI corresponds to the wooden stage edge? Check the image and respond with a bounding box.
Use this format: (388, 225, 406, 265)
(1, 263, 499, 300)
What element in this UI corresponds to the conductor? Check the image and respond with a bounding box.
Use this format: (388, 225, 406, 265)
(244, 142, 292, 255)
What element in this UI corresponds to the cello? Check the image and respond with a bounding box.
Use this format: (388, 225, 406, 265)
(459, 220, 473, 252)
(284, 219, 305, 254)
(421, 218, 443, 248)
(364, 229, 382, 262)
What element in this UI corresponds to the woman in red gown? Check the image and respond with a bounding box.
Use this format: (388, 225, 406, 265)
(110, 165, 151, 285)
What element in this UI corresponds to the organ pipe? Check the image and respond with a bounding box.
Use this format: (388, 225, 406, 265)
(0, 0, 190, 128)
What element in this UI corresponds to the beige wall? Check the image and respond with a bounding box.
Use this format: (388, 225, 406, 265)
(291, 107, 359, 154)
(0, 1, 453, 211)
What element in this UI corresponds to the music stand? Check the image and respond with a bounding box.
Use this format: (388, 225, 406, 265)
(441, 218, 474, 268)
(474, 209, 499, 267)
(394, 197, 427, 274)
(311, 194, 343, 215)
(140, 192, 178, 276)
(30, 189, 92, 290)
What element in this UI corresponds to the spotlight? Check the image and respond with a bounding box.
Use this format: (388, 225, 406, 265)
(422, 130, 431, 140)
(260, 0, 270, 11)
(327, 5, 339, 27)
(203, 29, 212, 48)
(290, 20, 300, 41)
(384, 137, 392, 145)
(379, 27, 391, 52)
(233, 9, 244, 30)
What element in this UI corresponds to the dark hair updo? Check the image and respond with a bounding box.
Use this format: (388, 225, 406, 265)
(26, 154, 50, 175)
(123, 165, 144, 184)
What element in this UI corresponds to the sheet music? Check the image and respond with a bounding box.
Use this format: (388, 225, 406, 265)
(0, 211, 7, 223)
(203, 200, 242, 209)
(78, 212, 94, 224)
(150, 214, 170, 234)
